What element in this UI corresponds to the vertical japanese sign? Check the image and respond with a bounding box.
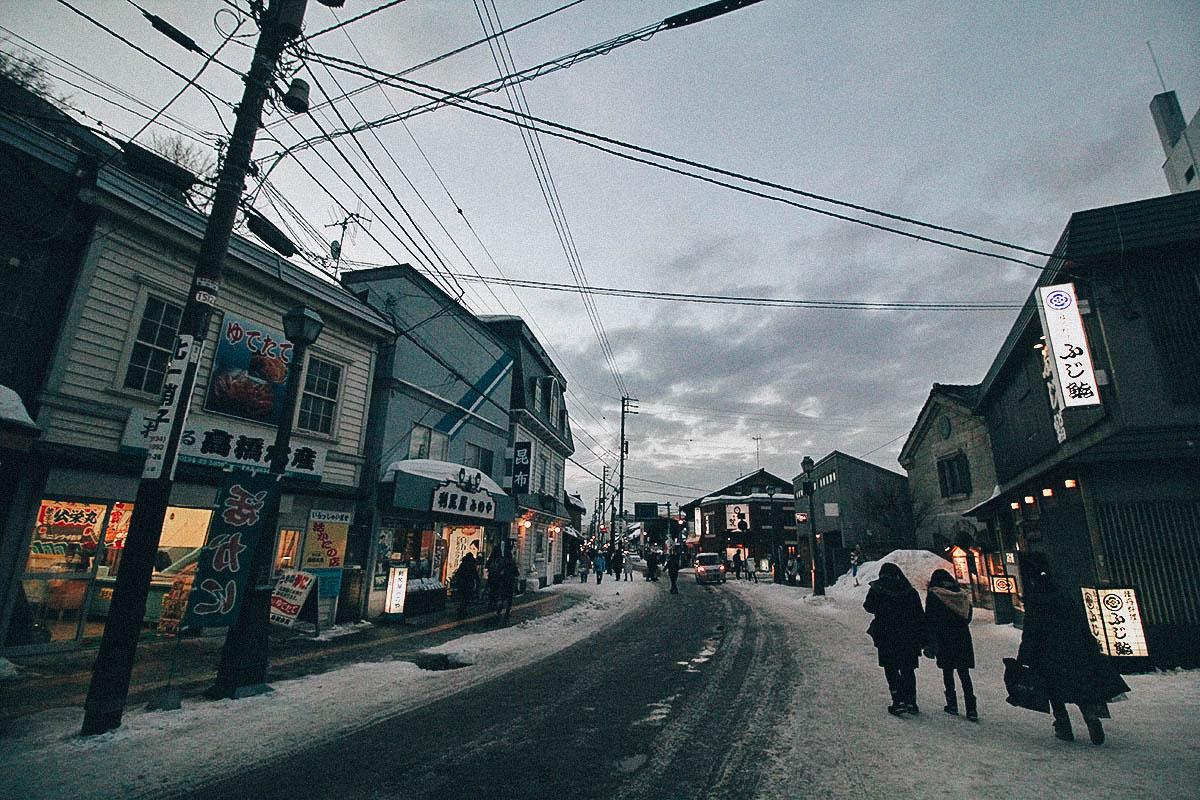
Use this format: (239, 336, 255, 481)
(143, 334, 202, 480)
(1036, 284, 1101, 409)
(203, 313, 294, 426)
(183, 469, 277, 629)
(1082, 587, 1149, 657)
(384, 565, 409, 615)
(512, 441, 532, 495)
(269, 569, 317, 627)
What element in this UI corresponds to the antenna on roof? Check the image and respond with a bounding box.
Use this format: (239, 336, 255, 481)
(1146, 41, 1168, 92)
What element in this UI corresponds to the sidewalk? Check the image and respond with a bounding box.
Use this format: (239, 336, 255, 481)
(0, 587, 578, 730)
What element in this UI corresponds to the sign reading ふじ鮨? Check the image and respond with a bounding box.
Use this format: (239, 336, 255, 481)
(301, 510, 351, 570)
(1081, 587, 1149, 657)
(1036, 284, 1101, 409)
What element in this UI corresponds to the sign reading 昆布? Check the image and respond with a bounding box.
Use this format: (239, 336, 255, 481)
(183, 469, 277, 630)
(1081, 587, 1149, 657)
(1036, 283, 1101, 410)
(122, 410, 327, 478)
(512, 441, 532, 494)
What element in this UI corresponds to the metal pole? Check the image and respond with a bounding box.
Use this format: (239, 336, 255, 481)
(82, 0, 306, 736)
(809, 491, 824, 595)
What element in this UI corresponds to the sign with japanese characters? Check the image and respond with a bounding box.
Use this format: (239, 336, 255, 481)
(183, 469, 278, 630)
(143, 333, 201, 480)
(122, 410, 326, 478)
(511, 441, 532, 494)
(432, 471, 496, 520)
(1081, 587, 1149, 657)
(1036, 284, 1101, 409)
(203, 313, 295, 426)
(384, 565, 409, 615)
(445, 527, 482, 587)
(301, 510, 351, 570)
(270, 569, 316, 627)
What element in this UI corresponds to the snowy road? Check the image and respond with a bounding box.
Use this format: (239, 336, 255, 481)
(187, 577, 795, 799)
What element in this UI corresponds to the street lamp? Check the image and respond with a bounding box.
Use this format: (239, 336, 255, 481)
(210, 305, 323, 698)
(765, 485, 782, 583)
(801, 456, 825, 596)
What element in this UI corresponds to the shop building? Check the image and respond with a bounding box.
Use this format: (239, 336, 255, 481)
(0, 98, 394, 653)
(679, 469, 795, 570)
(963, 190, 1200, 668)
(341, 265, 516, 616)
(479, 316, 575, 590)
(898, 383, 999, 606)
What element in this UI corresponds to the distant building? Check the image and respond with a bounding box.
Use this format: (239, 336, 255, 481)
(1150, 90, 1200, 193)
(679, 468, 795, 569)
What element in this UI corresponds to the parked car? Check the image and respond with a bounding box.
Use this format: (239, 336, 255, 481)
(694, 552, 726, 584)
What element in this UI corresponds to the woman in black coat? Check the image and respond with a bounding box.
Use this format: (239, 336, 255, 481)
(925, 568, 977, 720)
(863, 562, 925, 715)
(1017, 566, 1130, 745)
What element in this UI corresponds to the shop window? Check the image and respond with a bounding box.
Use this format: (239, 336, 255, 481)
(123, 294, 183, 395)
(938, 453, 973, 497)
(464, 442, 494, 475)
(274, 528, 302, 575)
(409, 423, 448, 460)
(536, 529, 544, 554)
(297, 355, 341, 435)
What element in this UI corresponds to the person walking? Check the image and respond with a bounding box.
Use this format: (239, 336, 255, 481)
(1016, 562, 1130, 745)
(746, 554, 758, 583)
(622, 551, 634, 581)
(925, 568, 977, 720)
(578, 550, 591, 583)
(610, 548, 624, 582)
(732, 550, 743, 580)
(485, 549, 502, 611)
(451, 550, 479, 618)
(863, 562, 925, 716)
(495, 551, 519, 622)
(644, 550, 657, 581)
(666, 549, 681, 594)
(592, 551, 607, 584)
(849, 545, 864, 586)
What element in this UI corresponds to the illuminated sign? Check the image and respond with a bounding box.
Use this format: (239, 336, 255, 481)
(725, 505, 748, 532)
(990, 574, 1017, 594)
(385, 565, 409, 616)
(1081, 587, 1148, 657)
(1036, 283, 1101, 410)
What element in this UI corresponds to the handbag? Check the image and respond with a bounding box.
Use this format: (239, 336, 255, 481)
(1003, 657, 1050, 713)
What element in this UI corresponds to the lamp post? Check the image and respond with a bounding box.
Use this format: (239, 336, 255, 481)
(801, 456, 825, 596)
(210, 306, 323, 698)
(766, 485, 782, 583)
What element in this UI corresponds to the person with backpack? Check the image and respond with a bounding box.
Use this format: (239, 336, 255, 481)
(924, 568, 978, 720)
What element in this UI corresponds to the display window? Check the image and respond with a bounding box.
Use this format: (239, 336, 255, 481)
(274, 528, 302, 575)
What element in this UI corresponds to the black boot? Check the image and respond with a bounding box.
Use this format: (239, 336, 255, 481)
(943, 689, 958, 715)
(887, 688, 905, 716)
(964, 694, 978, 722)
(1084, 713, 1105, 745)
(1053, 713, 1074, 742)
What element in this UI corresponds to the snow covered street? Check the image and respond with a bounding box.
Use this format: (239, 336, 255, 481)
(2, 553, 1198, 799)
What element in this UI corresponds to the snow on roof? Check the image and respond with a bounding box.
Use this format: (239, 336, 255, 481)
(0, 386, 37, 431)
(382, 459, 505, 495)
(826, 548, 954, 602)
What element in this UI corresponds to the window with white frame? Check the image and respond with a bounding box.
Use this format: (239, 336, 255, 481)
(409, 423, 448, 460)
(297, 355, 341, 435)
(123, 294, 183, 395)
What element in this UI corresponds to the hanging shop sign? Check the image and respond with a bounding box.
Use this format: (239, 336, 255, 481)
(122, 409, 326, 478)
(950, 546, 971, 585)
(270, 569, 317, 627)
(1081, 587, 1149, 657)
(725, 504, 748, 532)
(301, 510, 351, 570)
(432, 469, 496, 520)
(511, 441, 532, 494)
(1036, 283, 1101, 410)
(182, 469, 277, 630)
(203, 312, 295, 426)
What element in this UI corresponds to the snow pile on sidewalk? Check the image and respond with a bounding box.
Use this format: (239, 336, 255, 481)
(826, 548, 953, 600)
(1, 579, 655, 800)
(0, 658, 20, 681)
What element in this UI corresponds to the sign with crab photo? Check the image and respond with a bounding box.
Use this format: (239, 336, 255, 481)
(203, 311, 295, 426)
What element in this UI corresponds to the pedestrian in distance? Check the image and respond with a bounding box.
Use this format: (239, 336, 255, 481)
(485, 549, 502, 611)
(644, 550, 657, 581)
(667, 549, 681, 594)
(578, 551, 591, 584)
(1015, 561, 1130, 745)
(732, 550, 743, 580)
(451, 550, 479, 618)
(924, 568, 977, 720)
(593, 552, 606, 584)
(623, 551, 634, 581)
(610, 548, 624, 581)
(746, 555, 758, 583)
(863, 562, 925, 716)
(850, 544, 864, 587)
(495, 551, 519, 622)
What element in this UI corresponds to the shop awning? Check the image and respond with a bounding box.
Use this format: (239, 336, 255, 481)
(382, 459, 515, 523)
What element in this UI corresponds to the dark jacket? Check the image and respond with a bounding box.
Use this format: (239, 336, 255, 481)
(666, 552, 681, 574)
(1017, 584, 1130, 705)
(863, 564, 925, 669)
(924, 570, 975, 670)
(452, 552, 479, 598)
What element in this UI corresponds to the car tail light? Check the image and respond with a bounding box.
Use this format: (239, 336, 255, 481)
(719, 565, 726, 571)
(697, 566, 706, 573)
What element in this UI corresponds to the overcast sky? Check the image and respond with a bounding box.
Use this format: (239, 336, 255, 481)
(5, 0, 1198, 518)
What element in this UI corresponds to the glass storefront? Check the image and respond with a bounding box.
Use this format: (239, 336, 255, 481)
(5, 498, 213, 649)
(381, 518, 488, 585)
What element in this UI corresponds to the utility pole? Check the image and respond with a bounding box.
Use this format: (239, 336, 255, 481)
(597, 465, 607, 542)
(82, 0, 309, 736)
(753, 435, 762, 469)
(618, 396, 638, 546)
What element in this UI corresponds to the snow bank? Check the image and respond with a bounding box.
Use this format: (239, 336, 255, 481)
(0, 657, 21, 681)
(826, 548, 953, 602)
